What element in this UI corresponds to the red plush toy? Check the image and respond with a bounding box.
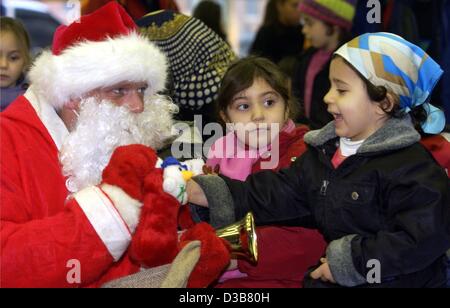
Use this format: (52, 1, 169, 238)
(102, 144, 231, 288)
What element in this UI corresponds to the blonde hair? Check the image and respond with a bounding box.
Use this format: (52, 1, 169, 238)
(0, 17, 31, 69)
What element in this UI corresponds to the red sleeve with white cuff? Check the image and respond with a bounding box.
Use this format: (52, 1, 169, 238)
(1, 185, 139, 288)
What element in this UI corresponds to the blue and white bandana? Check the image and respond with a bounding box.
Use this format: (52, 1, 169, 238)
(335, 32, 445, 134)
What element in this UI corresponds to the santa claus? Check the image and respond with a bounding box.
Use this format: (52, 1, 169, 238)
(0, 2, 229, 288)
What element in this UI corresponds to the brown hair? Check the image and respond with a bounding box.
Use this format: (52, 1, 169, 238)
(334, 55, 428, 134)
(216, 56, 297, 125)
(262, 0, 289, 27)
(0, 17, 31, 69)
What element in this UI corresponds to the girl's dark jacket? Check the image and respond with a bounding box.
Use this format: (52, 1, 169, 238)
(192, 116, 450, 287)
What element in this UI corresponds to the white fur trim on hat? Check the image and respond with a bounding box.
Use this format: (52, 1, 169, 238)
(29, 32, 167, 109)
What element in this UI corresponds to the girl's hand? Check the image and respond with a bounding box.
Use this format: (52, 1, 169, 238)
(310, 258, 336, 283)
(186, 180, 209, 207)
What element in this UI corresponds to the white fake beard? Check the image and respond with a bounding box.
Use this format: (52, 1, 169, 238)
(60, 95, 178, 193)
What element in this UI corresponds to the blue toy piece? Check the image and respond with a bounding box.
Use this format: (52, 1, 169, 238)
(161, 156, 188, 170)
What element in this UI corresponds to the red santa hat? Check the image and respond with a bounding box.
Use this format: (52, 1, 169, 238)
(28, 1, 167, 108)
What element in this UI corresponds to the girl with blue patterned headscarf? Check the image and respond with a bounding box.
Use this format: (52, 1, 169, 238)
(334, 32, 445, 135)
(332, 32, 449, 179)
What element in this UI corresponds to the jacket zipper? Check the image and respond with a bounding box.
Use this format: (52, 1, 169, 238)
(320, 180, 329, 196)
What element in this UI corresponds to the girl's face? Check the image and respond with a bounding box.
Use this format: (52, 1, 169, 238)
(324, 57, 387, 141)
(278, 0, 301, 26)
(301, 14, 338, 51)
(222, 78, 288, 149)
(0, 31, 27, 88)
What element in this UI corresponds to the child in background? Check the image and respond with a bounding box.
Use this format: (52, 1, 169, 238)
(291, 0, 357, 129)
(249, 0, 304, 65)
(189, 33, 450, 288)
(207, 56, 326, 288)
(193, 0, 228, 43)
(0, 17, 30, 111)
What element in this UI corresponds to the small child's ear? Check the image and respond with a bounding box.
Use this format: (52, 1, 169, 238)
(385, 93, 397, 112)
(376, 93, 396, 115)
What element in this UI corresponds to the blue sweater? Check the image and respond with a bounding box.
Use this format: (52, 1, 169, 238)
(1, 75, 28, 112)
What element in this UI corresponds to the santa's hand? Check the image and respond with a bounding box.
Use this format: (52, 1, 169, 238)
(100, 144, 159, 233)
(180, 223, 231, 288)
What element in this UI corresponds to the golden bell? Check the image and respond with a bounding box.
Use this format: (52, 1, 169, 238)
(215, 212, 258, 263)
